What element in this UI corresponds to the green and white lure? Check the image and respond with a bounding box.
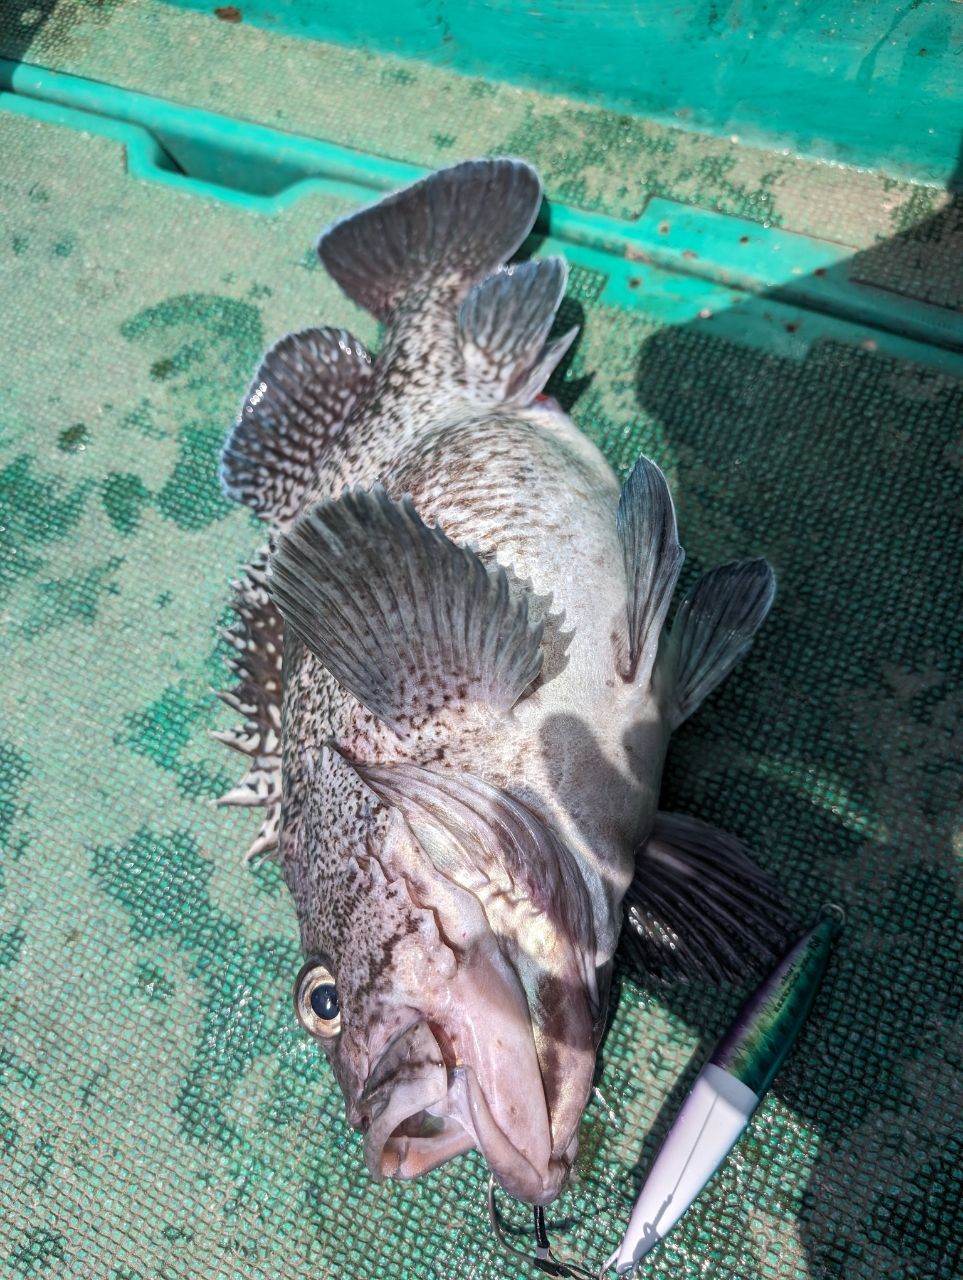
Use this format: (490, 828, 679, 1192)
(488, 905, 843, 1277)
(607, 904, 844, 1273)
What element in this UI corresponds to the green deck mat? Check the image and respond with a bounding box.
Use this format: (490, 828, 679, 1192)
(1, 7, 962, 1279)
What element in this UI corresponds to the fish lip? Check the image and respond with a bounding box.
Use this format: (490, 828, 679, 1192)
(377, 1101, 478, 1180)
(358, 1029, 571, 1202)
(457, 1064, 571, 1204)
(358, 1020, 449, 1177)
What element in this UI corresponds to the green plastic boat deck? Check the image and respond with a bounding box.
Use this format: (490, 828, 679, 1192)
(1, 3, 961, 1278)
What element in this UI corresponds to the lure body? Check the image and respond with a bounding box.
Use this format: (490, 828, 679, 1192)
(609, 908, 842, 1273)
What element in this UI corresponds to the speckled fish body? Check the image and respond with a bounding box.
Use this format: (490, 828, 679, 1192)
(217, 159, 786, 1205)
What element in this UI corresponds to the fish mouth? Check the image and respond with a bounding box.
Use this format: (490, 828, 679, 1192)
(358, 1020, 474, 1181)
(359, 1012, 576, 1204)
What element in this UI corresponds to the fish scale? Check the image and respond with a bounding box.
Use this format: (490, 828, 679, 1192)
(217, 157, 788, 1207)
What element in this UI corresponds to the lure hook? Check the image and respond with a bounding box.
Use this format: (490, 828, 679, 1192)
(486, 1176, 606, 1279)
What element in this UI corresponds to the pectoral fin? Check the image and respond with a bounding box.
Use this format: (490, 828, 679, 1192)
(621, 812, 790, 984)
(267, 486, 543, 734)
(458, 257, 577, 407)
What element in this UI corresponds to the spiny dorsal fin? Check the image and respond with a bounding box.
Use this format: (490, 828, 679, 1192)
(658, 559, 776, 729)
(457, 257, 577, 407)
(317, 158, 543, 319)
(213, 549, 283, 860)
(617, 455, 684, 683)
(266, 486, 543, 735)
(220, 327, 373, 524)
(621, 812, 790, 984)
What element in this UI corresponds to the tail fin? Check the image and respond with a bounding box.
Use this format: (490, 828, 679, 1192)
(317, 158, 542, 320)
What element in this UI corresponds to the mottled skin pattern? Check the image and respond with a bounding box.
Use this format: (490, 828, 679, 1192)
(219, 165, 679, 1204)
(258, 266, 667, 1203)
(287, 283, 655, 939)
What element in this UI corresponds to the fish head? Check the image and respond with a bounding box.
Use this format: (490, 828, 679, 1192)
(292, 752, 606, 1205)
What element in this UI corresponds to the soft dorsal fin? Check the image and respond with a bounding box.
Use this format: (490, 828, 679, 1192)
(220, 327, 373, 524)
(266, 486, 543, 735)
(617, 455, 685, 682)
(317, 158, 543, 319)
(621, 812, 790, 984)
(457, 258, 578, 407)
(658, 559, 776, 729)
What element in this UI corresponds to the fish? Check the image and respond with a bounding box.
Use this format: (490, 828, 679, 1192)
(215, 157, 788, 1206)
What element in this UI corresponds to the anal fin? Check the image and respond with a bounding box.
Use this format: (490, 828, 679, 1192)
(220, 327, 372, 524)
(658, 559, 776, 729)
(620, 813, 790, 984)
(457, 257, 578, 407)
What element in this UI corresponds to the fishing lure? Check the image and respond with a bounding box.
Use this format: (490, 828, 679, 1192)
(488, 905, 843, 1276)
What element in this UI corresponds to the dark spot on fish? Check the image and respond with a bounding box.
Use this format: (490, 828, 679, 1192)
(786, 322, 800, 334)
(628, 277, 641, 288)
(214, 4, 242, 19)
(658, 221, 670, 235)
(739, 234, 750, 244)
(814, 267, 827, 278)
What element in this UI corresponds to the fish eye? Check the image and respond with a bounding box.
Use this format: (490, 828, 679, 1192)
(294, 959, 342, 1040)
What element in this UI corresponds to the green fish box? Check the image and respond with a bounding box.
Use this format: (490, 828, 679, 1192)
(1, 4, 960, 1279)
